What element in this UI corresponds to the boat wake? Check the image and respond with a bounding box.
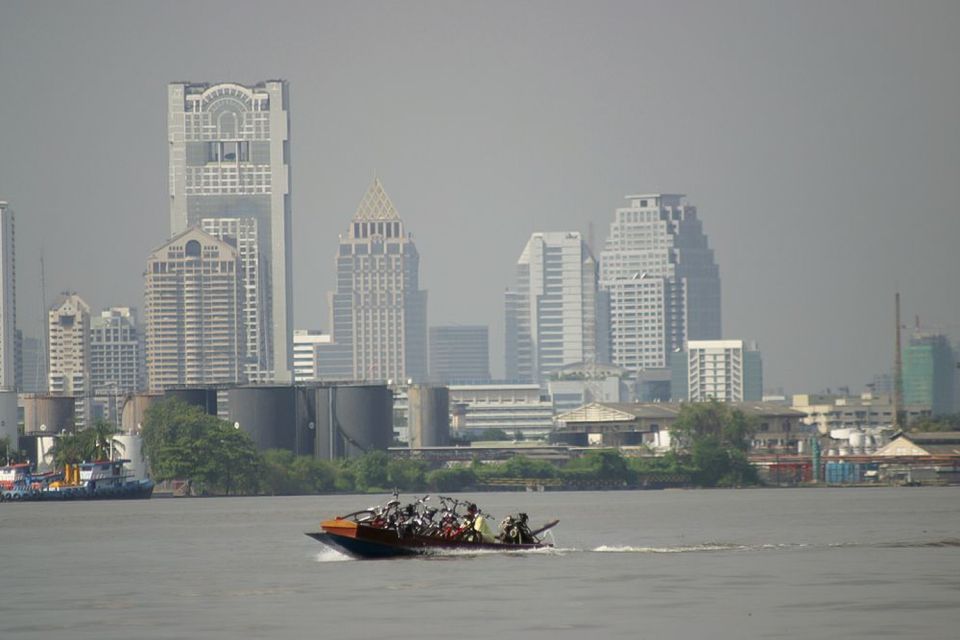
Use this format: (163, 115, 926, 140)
(592, 543, 753, 554)
(314, 547, 353, 562)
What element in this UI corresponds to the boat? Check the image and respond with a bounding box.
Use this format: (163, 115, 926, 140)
(306, 494, 559, 558)
(0, 460, 154, 502)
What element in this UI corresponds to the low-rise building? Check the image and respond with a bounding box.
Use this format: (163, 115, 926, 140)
(448, 383, 554, 439)
(791, 393, 931, 434)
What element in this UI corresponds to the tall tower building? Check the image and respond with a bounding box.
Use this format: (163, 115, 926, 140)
(48, 293, 91, 426)
(903, 333, 955, 416)
(90, 307, 143, 395)
(429, 325, 491, 383)
(144, 228, 243, 391)
(504, 232, 599, 384)
(316, 178, 427, 383)
(600, 194, 721, 372)
(167, 80, 292, 382)
(0, 202, 15, 390)
(200, 217, 269, 383)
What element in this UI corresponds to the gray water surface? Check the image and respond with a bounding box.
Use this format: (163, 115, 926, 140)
(1, 488, 958, 639)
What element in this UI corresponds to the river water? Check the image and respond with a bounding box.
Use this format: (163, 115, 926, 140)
(1, 487, 958, 639)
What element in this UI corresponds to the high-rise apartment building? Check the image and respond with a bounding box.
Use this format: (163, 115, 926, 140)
(903, 333, 955, 416)
(600, 194, 721, 372)
(90, 307, 143, 395)
(167, 80, 293, 382)
(671, 339, 762, 402)
(144, 227, 243, 391)
(429, 325, 490, 383)
(0, 202, 15, 390)
(505, 232, 599, 383)
(316, 178, 427, 383)
(48, 293, 91, 426)
(200, 217, 270, 383)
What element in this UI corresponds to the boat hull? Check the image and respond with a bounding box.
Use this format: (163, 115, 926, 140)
(307, 518, 551, 558)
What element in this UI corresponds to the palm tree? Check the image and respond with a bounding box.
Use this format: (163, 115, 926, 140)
(90, 420, 123, 460)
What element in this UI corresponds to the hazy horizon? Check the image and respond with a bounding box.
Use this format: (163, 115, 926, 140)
(1, 1, 958, 393)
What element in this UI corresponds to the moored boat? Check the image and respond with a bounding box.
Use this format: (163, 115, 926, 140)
(0, 460, 154, 502)
(306, 493, 558, 558)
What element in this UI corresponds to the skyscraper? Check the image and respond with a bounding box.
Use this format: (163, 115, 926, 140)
(144, 228, 243, 391)
(48, 293, 91, 426)
(167, 80, 292, 382)
(600, 194, 721, 372)
(429, 325, 490, 383)
(90, 307, 143, 395)
(504, 232, 599, 383)
(903, 333, 955, 416)
(201, 217, 269, 383)
(316, 178, 427, 383)
(0, 202, 14, 390)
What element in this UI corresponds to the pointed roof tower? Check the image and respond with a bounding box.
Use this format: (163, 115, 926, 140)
(353, 177, 400, 221)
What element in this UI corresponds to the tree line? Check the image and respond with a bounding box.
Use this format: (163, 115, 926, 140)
(134, 398, 760, 496)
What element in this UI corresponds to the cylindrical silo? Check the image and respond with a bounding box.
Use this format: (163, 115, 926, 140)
(21, 395, 76, 435)
(164, 388, 218, 415)
(314, 384, 393, 460)
(226, 386, 298, 452)
(0, 390, 17, 446)
(407, 385, 450, 448)
(120, 393, 164, 433)
(113, 434, 148, 480)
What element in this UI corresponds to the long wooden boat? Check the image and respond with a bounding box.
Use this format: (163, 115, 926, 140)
(307, 517, 559, 559)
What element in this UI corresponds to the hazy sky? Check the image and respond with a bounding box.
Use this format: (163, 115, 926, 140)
(1, 1, 958, 392)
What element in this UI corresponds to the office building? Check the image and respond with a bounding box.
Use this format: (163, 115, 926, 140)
(144, 227, 243, 391)
(0, 202, 14, 390)
(48, 293, 91, 426)
(505, 232, 599, 383)
(201, 217, 270, 383)
(599, 194, 721, 372)
(671, 339, 762, 402)
(90, 307, 143, 396)
(168, 80, 293, 382)
(316, 178, 427, 383)
(429, 325, 490, 383)
(903, 333, 955, 416)
(293, 329, 330, 383)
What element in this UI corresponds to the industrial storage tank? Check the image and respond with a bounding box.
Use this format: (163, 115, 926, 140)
(120, 393, 163, 433)
(0, 390, 17, 446)
(21, 395, 75, 435)
(113, 434, 148, 480)
(407, 385, 450, 448)
(164, 388, 218, 415)
(227, 386, 302, 452)
(314, 385, 393, 459)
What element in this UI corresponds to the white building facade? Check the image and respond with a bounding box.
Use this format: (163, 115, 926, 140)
(144, 228, 243, 391)
(672, 339, 762, 402)
(599, 194, 721, 372)
(168, 81, 293, 382)
(293, 329, 330, 383)
(505, 232, 600, 383)
(48, 294, 91, 426)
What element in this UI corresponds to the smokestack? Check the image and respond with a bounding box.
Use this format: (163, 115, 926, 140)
(893, 292, 904, 430)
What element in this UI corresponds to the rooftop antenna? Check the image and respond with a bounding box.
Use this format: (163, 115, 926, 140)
(893, 292, 904, 431)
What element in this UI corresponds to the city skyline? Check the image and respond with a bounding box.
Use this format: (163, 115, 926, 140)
(1, 2, 959, 392)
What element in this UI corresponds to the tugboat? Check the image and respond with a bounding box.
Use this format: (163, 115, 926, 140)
(306, 493, 558, 558)
(0, 460, 154, 502)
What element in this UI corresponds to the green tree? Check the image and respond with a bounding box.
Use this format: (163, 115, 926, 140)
(426, 466, 476, 492)
(352, 451, 390, 491)
(140, 397, 263, 494)
(90, 419, 123, 460)
(670, 400, 758, 487)
(909, 414, 960, 432)
(387, 458, 427, 491)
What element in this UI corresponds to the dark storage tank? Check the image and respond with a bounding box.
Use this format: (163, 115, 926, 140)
(164, 388, 218, 415)
(21, 395, 76, 435)
(407, 385, 450, 448)
(120, 393, 163, 433)
(227, 386, 299, 452)
(314, 384, 393, 459)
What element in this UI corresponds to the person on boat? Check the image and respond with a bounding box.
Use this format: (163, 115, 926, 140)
(465, 503, 496, 543)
